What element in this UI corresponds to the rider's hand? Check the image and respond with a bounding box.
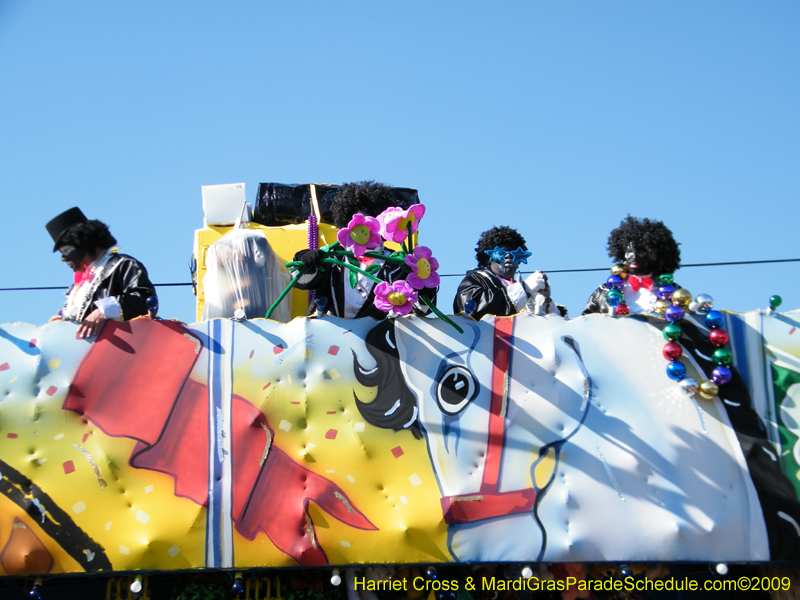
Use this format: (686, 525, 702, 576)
(77, 309, 106, 339)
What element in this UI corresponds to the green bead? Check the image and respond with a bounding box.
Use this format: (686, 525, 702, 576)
(770, 295, 783, 309)
(658, 273, 674, 285)
(663, 324, 682, 341)
(606, 290, 624, 306)
(713, 348, 733, 365)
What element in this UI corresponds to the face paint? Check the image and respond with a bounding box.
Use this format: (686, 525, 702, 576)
(624, 243, 653, 275)
(58, 246, 86, 272)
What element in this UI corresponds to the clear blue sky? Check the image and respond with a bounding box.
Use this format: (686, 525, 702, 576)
(2, 1, 798, 326)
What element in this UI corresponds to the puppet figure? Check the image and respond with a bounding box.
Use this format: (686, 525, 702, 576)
(293, 181, 436, 319)
(453, 226, 563, 321)
(582, 215, 681, 316)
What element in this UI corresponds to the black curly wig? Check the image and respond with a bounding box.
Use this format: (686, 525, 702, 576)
(331, 181, 396, 229)
(607, 215, 681, 275)
(57, 220, 117, 255)
(475, 226, 527, 267)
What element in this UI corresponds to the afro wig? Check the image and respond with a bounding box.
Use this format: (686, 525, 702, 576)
(606, 215, 681, 275)
(331, 181, 396, 229)
(57, 220, 117, 255)
(475, 226, 527, 267)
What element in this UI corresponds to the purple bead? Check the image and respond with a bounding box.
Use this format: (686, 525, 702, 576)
(712, 366, 733, 385)
(658, 284, 676, 300)
(606, 275, 624, 291)
(664, 305, 685, 323)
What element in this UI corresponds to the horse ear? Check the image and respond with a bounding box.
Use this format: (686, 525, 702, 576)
(352, 320, 422, 439)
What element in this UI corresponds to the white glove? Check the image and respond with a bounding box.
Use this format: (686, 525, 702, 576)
(524, 270, 547, 295)
(528, 294, 562, 316)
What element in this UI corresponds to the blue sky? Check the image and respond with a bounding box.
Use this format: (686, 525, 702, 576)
(1, 1, 798, 326)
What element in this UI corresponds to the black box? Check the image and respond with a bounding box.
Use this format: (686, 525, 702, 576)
(253, 183, 420, 227)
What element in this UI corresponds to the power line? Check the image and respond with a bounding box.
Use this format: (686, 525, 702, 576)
(2, 257, 799, 292)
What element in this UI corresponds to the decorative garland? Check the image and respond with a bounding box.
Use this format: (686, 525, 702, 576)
(604, 264, 732, 400)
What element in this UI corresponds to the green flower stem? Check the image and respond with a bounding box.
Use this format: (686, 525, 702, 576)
(321, 258, 383, 284)
(363, 251, 406, 263)
(285, 250, 357, 269)
(265, 265, 311, 319)
(419, 294, 464, 334)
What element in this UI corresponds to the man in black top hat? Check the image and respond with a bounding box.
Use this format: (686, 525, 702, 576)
(46, 207, 157, 338)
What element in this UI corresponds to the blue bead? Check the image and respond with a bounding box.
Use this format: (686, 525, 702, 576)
(666, 361, 687, 381)
(606, 275, 624, 291)
(464, 299, 477, 314)
(705, 310, 725, 329)
(664, 305, 685, 323)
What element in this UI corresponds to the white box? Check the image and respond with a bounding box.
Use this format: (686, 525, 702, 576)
(202, 183, 247, 226)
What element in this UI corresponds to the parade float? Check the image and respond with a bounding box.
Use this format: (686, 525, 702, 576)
(1, 184, 799, 599)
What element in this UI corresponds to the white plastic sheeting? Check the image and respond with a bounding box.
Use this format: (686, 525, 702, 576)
(202, 228, 292, 322)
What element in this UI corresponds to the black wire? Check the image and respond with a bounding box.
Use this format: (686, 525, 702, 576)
(2, 258, 799, 291)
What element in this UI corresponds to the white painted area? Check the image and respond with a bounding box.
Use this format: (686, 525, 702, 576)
(395, 314, 770, 562)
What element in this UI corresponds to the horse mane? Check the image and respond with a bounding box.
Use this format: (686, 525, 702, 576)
(352, 319, 422, 439)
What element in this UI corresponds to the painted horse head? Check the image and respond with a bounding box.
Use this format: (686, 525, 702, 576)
(353, 314, 591, 561)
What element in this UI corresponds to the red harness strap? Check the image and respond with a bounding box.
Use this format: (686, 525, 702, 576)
(441, 317, 537, 524)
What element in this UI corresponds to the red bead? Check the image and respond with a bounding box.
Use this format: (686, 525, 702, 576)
(663, 342, 683, 361)
(709, 329, 729, 347)
(616, 303, 630, 315)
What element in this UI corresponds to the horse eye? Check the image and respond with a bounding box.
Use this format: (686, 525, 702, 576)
(436, 365, 478, 416)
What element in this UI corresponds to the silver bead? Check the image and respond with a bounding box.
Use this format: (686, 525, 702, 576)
(692, 294, 714, 314)
(679, 377, 699, 395)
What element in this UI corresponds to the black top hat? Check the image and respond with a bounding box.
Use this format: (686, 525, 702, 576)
(46, 207, 88, 251)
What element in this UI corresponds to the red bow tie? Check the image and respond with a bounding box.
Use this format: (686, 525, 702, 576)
(628, 276, 653, 292)
(73, 270, 92, 286)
